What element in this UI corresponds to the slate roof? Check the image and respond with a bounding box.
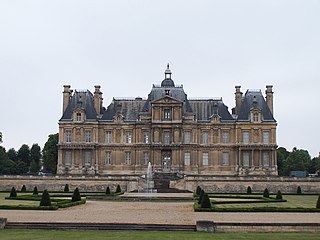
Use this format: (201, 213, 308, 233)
(237, 90, 275, 122)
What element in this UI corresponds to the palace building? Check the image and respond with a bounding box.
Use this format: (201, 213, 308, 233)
(57, 65, 278, 176)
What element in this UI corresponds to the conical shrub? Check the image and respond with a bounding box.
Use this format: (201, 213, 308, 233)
(40, 190, 51, 206)
(9, 187, 17, 198)
(106, 186, 111, 195)
(198, 189, 205, 204)
(247, 186, 252, 194)
(21, 185, 26, 192)
(64, 184, 69, 192)
(33, 186, 39, 195)
(297, 186, 302, 194)
(200, 193, 211, 209)
(276, 190, 283, 200)
(116, 184, 122, 193)
(316, 195, 320, 209)
(263, 188, 270, 198)
(196, 186, 202, 196)
(72, 187, 81, 202)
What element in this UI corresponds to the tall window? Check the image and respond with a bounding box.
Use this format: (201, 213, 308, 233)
(202, 131, 208, 144)
(125, 131, 132, 143)
(222, 152, 229, 165)
(263, 131, 270, 144)
(243, 131, 249, 144)
(143, 152, 149, 165)
(184, 152, 191, 166)
(85, 130, 91, 143)
(222, 131, 229, 144)
(105, 152, 112, 165)
(202, 152, 209, 166)
(164, 109, 171, 119)
(106, 130, 112, 143)
(253, 113, 259, 122)
(184, 131, 191, 144)
(243, 152, 250, 167)
(76, 112, 82, 121)
(125, 152, 131, 165)
(263, 152, 270, 166)
(84, 151, 91, 166)
(65, 130, 71, 143)
(64, 151, 72, 166)
(143, 132, 149, 144)
(164, 131, 171, 144)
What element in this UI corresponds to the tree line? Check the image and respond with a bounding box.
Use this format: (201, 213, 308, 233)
(0, 133, 58, 175)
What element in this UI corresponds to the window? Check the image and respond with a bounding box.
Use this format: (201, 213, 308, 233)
(64, 151, 72, 166)
(125, 131, 132, 143)
(164, 109, 171, 119)
(143, 152, 149, 165)
(202, 131, 208, 144)
(243, 152, 250, 167)
(85, 130, 91, 143)
(125, 152, 131, 165)
(263, 152, 270, 167)
(184, 152, 191, 165)
(263, 131, 270, 144)
(253, 113, 259, 122)
(65, 130, 71, 143)
(105, 152, 111, 165)
(84, 151, 91, 166)
(143, 132, 149, 144)
(202, 152, 209, 166)
(243, 131, 249, 144)
(222, 131, 229, 144)
(76, 112, 82, 121)
(222, 152, 229, 165)
(184, 131, 191, 144)
(164, 131, 171, 144)
(106, 131, 112, 143)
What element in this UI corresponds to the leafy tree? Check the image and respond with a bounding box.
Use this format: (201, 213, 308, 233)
(29, 160, 39, 174)
(246, 186, 252, 194)
(64, 184, 69, 192)
(30, 144, 41, 172)
(277, 147, 289, 176)
(0, 132, 2, 143)
(198, 189, 205, 204)
(276, 190, 283, 200)
(42, 133, 58, 173)
(72, 187, 81, 202)
(7, 148, 18, 162)
(40, 190, 51, 206)
(9, 187, 17, 198)
(17, 144, 31, 166)
(200, 193, 211, 208)
(284, 148, 311, 176)
(263, 188, 270, 198)
(196, 186, 202, 196)
(316, 195, 320, 209)
(308, 156, 320, 174)
(297, 186, 302, 194)
(15, 161, 29, 175)
(21, 185, 27, 192)
(116, 184, 122, 193)
(106, 186, 111, 195)
(33, 186, 39, 195)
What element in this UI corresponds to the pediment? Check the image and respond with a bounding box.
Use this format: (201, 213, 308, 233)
(151, 96, 183, 105)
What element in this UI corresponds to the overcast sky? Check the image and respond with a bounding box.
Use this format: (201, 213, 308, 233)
(0, 0, 319, 157)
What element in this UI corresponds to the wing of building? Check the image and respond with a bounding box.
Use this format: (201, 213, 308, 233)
(57, 65, 278, 176)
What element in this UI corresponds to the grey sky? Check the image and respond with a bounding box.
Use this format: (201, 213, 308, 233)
(0, 0, 319, 157)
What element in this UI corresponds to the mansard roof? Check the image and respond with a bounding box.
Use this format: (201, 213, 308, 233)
(237, 90, 275, 122)
(60, 90, 98, 121)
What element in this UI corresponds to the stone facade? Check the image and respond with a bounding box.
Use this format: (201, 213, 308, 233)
(57, 65, 277, 177)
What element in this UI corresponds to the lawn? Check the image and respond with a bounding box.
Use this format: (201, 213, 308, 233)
(0, 193, 39, 206)
(0, 230, 320, 240)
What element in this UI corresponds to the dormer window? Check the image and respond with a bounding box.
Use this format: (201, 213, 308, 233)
(250, 111, 261, 123)
(76, 112, 82, 121)
(253, 113, 259, 122)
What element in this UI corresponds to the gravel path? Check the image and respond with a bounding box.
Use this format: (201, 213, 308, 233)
(1, 200, 320, 225)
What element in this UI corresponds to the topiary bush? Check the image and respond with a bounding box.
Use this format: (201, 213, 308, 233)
(116, 184, 122, 193)
(198, 189, 205, 204)
(40, 190, 51, 206)
(9, 187, 17, 198)
(21, 185, 27, 192)
(263, 188, 270, 198)
(297, 186, 302, 194)
(316, 195, 320, 209)
(64, 184, 69, 192)
(247, 186, 252, 194)
(33, 186, 38, 195)
(200, 193, 211, 209)
(196, 186, 202, 196)
(72, 187, 81, 202)
(106, 186, 111, 195)
(276, 190, 283, 200)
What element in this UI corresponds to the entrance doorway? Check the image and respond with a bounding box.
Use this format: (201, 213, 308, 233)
(162, 151, 171, 172)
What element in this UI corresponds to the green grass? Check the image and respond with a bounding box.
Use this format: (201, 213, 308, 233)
(0, 230, 320, 240)
(0, 193, 39, 206)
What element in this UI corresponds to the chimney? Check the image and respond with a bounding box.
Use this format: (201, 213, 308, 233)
(94, 85, 103, 115)
(235, 86, 243, 115)
(265, 85, 273, 115)
(63, 85, 72, 113)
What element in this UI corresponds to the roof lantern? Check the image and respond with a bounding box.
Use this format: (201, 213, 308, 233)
(161, 63, 175, 87)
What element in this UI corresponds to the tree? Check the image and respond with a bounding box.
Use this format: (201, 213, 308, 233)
(42, 133, 58, 173)
(116, 184, 122, 193)
(284, 148, 311, 176)
(0, 132, 2, 143)
(40, 190, 51, 206)
(64, 184, 69, 192)
(308, 156, 320, 174)
(196, 186, 202, 196)
(30, 144, 41, 172)
(21, 185, 27, 192)
(17, 144, 31, 166)
(276, 190, 283, 200)
(33, 186, 39, 195)
(316, 195, 320, 209)
(29, 160, 39, 174)
(72, 187, 81, 202)
(297, 186, 302, 194)
(198, 189, 205, 204)
(246, 186, 252, 194)
(106, 186, 111, 195)
(277, 147, 289, 176)
(263, 188, 270, 198)
(9, 187, 17, 198)
(200, 193, 211, 208)
(7, 148, 18, 162)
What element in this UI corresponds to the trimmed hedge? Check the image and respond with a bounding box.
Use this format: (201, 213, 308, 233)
(0, 205, 58, 210)
(9, 187, 17, 198)
(246, 186, 252, 194)
(40, 190, 51, 206)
